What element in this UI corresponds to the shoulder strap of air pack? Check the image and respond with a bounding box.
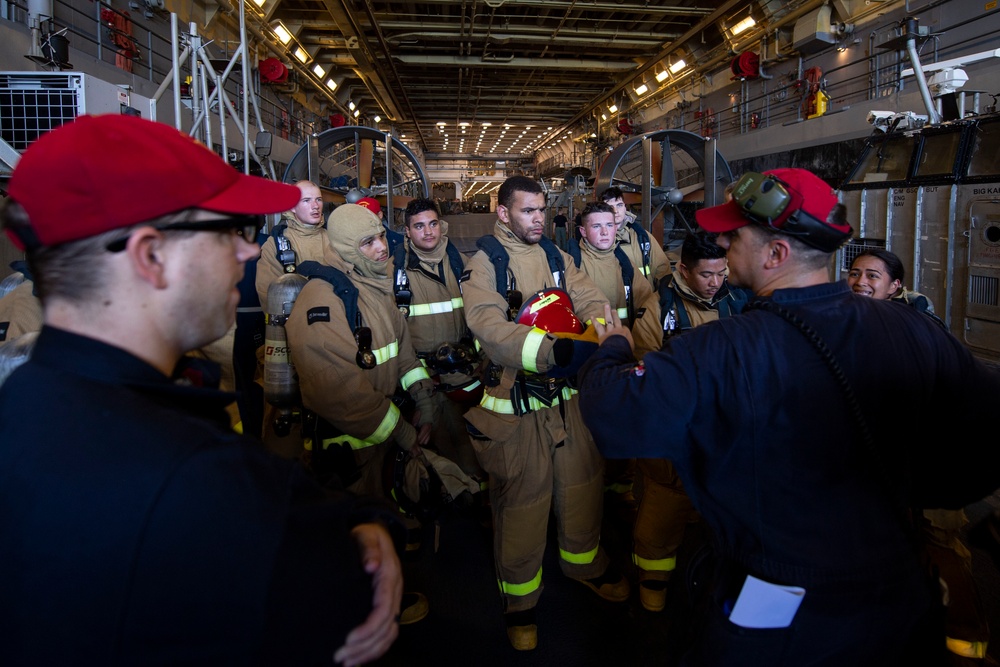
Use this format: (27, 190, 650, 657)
(614, 245, 636, 323)
(628, 219, 652, 270)
(537, 235, 566, 289)
(270, 222, 297, 274)
(613, 246, 635, 285)
(391, 244, 412, 316)
(567, 238, 583, 268)
(476, 235, 511, 296)
(296, 260, 362, 328)
(445, 241, 465, 283)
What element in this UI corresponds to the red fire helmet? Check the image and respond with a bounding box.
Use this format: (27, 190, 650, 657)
(516, 288, 584, 335)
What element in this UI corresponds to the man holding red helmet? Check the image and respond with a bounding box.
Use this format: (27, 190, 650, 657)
(461, 175, 629, 651)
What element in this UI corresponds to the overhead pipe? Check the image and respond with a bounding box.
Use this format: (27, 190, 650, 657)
(540, 0, 744, 148)
(901, 17, 941, 125)
(358, 0, 427, 149)
(426, 0, 716, 15)
(213, 3, 351, 119)
(395, 54, 638, 69)
(383, 26, 676, 44)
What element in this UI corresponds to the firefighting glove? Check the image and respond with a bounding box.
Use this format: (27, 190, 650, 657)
(395, 421, 418, 451)
(414, 393, 437, 428)
(549, 337, 599, 379)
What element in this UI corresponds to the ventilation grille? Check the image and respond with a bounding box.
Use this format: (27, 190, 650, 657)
(0, 73, 83, 151)
(970, 273, 1000, 308)
(841, 238, 886, 271)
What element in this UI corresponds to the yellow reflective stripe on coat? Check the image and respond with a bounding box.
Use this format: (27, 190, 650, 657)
(641, 264, 651, 276)
(616, 307, 629, 320)
(632, 553, 677, 572)
(400, 366, 432, 390)
(322, 402, 401, 451)
(373, 340, 399, 365)
(946, 638, 987, 659)
(409, 297, 463, 317)
(498, 567, 543, 597)
(560, 544, 598, 565)
(521, 327, 547, 373)
(479, 386, 577, 414)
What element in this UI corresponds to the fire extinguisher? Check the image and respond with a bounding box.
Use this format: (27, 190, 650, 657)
(263, 272, 308, 436)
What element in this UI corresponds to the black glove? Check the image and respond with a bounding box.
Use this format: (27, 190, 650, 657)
(549, 337, 599, 379)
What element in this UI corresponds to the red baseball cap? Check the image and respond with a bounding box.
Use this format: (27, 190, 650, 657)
(6, 114, 300, 250)
(695, 168, 851, 252)
(356, 197, 382, 215)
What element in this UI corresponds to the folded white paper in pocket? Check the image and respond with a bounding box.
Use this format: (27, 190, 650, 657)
(728, 575, 806, 629)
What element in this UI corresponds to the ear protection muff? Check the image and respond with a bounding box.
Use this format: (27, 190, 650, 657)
(731, 172, 851, 253)
(732, 172, 792, 223)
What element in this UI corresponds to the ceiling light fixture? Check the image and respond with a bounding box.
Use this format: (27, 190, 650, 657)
(669, 58, 686, 74)
(271, 21, 292, 45)
(731, 16, 756, 36)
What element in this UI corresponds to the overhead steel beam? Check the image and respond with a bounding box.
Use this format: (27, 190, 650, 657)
(317, 0, 405, 124)
(392, 55, 638, 70)
(373, 0, 716, 14)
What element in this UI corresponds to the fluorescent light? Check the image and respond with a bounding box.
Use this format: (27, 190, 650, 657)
(353, 109, 360, 118)
(272, 23, 292, 45)
(731, 16, 756, 36)
(373, 115, 381, 123)
(609, 104, 618, 113)
(325, 78, 337, 90)
(294, 47, 309, 63)
(656, 69, 669, 82)
(635, 82, 649, 96)
(250, 0, 265, 7)
(669, 59, 686, 74)
(348, 100, 356, 111)
(601, 113, 607, 120)
(312, 64, 325, 78)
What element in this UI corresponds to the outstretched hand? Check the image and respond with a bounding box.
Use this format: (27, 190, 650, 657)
(592, 303, 635, 352)
(333, 523, 403, 666)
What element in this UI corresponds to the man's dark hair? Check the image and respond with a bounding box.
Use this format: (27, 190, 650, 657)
(680, 231, 727, 266)
(852, 248, 905, 283)
(579, 201, 614, 224)
(599, 186, 624, 203)
(404, 197, 440, 227)
(498, 176, 543, 210)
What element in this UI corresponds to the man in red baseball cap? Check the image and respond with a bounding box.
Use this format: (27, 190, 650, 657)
(578, 166, 1000, 665)
(356, 196, 382, 217)
(0, 114, 404, 666)
(694, 167, 852, 293)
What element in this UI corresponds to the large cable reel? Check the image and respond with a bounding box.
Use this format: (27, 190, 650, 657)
(283, 126, 430, 222)
(594, 129, 733, 252)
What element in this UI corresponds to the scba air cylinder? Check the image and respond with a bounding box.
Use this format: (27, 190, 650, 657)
(263, 272, 308, 410)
